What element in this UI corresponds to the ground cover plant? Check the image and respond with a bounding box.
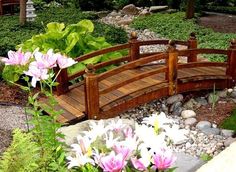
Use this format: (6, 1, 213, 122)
(0, 7, 127, 57)
(220, 109, 236, 131)
(131, 12, 236, 61)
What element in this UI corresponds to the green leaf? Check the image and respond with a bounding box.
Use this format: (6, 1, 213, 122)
(78, 20, 94, 33)
(65, 32, 80, 53)
(46, 22, 65, 32)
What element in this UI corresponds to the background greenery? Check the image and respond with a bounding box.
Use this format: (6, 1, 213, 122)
(131, 12, 236, 61)
(0, 7, 128, 57)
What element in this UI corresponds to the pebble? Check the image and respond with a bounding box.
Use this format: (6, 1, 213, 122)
(221, 129, 235, 137)
(224, 137, 236, 147)
(201, 128, 220, 135)
(181, 110, 196, 119)
(184, 118, 197, 126)
(196, 121, 211, 130)
(166, 94, 184, 105)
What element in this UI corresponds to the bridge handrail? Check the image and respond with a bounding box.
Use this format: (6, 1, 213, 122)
(98, 53, 168, 81)
(137, 39, 188, 46)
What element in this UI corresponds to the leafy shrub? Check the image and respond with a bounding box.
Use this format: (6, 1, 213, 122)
(131, 12, 236, 61)
(205, 5, 236, 14)
(0, 7, 127, 57)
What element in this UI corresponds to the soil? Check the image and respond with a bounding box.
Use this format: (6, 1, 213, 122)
(198, 12, 236, 33)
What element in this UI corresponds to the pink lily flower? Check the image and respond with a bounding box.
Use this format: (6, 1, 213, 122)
(2, 49, 31, 66)
(152, 147, 176, 171)
(24, 62, 49, 87)
(56, 54, 77, 69)
(131, 157, 147, 171)
(123, 126, 133, 138)
(34, 49, 57, 69)
(113, 144, 132, 160)
(99, 151, 126, 172)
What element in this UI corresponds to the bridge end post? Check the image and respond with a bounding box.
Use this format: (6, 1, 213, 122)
(167, 40, 178, 95)
(54, 67, 69, 95)
(129, 32, 140, 61)
(227, 39, 236, 88)
(187, 32, 198, 63)
(84, 64, 99, 120)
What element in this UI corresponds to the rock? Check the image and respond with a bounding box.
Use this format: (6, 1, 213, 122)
(59, 118, 135, 146)
(166, 94, 183, 105)
(208, 93, 219, 104)
(224, 137, 236, 147)
(173, 152, 205, 172)
(221, 129, 235, 137)
(195, 97, 208, 106)
(196, 121, 211, 130)
(117, 19, 133, 26)
(139, 9, 151, 16)
(108, 11, 120, 17)
(201, 128, 220, 135)
(230, 91, 236, 98)
(121, 4, 139, 15)
(217, 89, 228, 98)
(181, 110, 196, 119)
(228, 88, 233, 93)
(184, 118, 197, 126)
(96, 11, 110, 18)
(170, 101, 182, 112)
(184, 98, 200, 109)
(149, 6, 168, 13)
(172, 107, 183, 116)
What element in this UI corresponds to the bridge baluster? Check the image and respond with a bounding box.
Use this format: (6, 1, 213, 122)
(129, 31, 140, 61)
(84, 64, 99, 119)
(187, 32, 198, 63)
(167, 40, 178, 95)
(54, 67, 69, 95)
(227, 39, 236, 87)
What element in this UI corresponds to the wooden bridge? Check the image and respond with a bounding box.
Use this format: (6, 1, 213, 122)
(45, 33, 236, 124)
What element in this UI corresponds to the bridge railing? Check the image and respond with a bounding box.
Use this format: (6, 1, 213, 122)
(83, 39, 236, 119)
(55, 32, 196, 95)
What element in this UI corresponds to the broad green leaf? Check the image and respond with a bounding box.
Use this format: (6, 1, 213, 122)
(68, 62, 86, 75)
(78, 20, 94, 33)
(65, 32, 80, 53)
(83, 56, 102, 65)
(46, 22, 65, 32)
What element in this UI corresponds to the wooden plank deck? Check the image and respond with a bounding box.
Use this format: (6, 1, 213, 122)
(52, 64, 227, 124)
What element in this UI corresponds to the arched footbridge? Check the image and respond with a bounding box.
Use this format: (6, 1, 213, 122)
(41, 33, 236, 124)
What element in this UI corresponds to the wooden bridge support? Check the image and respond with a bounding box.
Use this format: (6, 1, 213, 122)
(54, 68, 69, 95)
(167, 41, 178, 95)
(129, 32, 140, 61)
(84, 64, 99, 119)
(187, 32, 198, 62)
(227, 39, 236, 87)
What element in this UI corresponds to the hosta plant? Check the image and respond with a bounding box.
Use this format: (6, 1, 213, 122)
(67, 114, 178, 172)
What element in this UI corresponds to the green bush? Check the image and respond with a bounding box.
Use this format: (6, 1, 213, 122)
(205, 5, 236, 14)
(0, 7, 127, 57)
(131, 12, 236, 61)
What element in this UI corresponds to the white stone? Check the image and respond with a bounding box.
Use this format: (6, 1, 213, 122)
(221, 129, 235, 137)
(228, 88, 233, 93)
(184, 118, 197, 126)
(181, 110, 196, 119)
(149, 6, 168, 13)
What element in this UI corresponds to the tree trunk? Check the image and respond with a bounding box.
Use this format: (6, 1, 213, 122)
(186, 0, 195, 19)
(20, 0, 26, 26)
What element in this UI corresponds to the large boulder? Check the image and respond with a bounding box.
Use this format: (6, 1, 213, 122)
(121, 4, 139, 15)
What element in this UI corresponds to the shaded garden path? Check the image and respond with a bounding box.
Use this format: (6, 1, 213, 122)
(198, 12, 236, 33)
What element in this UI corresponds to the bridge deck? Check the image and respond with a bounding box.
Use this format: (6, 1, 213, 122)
(54, 65, 226, 124)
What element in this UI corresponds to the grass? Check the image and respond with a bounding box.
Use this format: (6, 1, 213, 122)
(131, 12, 236, 62)
(0, 7, 128, 57)
(220, 109, 236, 131)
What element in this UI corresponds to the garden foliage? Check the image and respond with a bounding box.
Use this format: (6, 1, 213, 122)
(131, 12, 236, 61)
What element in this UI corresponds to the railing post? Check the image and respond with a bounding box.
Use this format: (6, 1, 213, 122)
(54, 67, 69, 95)
(227, 39, 236, 87)
(187, 32, 198, 63)
(129, 31, 140, 61)
(84, 64, 99, 120)
(166, 40, 178, 95)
